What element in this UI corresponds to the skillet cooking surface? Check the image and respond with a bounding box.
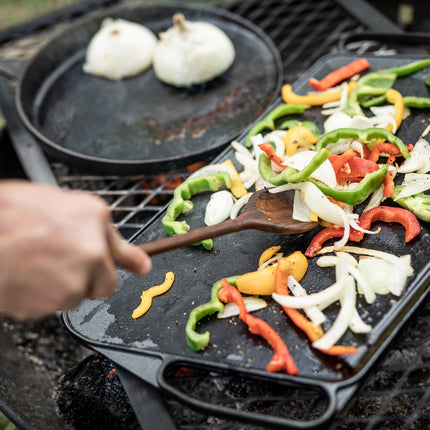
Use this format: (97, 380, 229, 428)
(65, 54, 430, 385)
(16, 4, 281, 173)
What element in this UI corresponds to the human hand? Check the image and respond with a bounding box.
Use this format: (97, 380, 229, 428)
(0, 180, 152, 320)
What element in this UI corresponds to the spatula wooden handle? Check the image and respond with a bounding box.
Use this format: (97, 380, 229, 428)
(140, 217, 247, 256)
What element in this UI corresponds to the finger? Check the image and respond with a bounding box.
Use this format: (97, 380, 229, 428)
(107, 224, 152, 275)
(85, 255, 118, 300)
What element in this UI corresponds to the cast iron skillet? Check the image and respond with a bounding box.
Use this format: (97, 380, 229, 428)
(64, 54, 430, 428)
(14, 3, 282, 174)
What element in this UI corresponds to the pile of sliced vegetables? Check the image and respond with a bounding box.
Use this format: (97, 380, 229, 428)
(157, 57, 430, 374)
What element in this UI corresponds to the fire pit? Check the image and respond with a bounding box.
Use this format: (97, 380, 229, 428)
(0, 1, 429, 429)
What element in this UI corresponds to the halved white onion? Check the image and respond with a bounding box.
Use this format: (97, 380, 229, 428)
(84, 18, 157, 80)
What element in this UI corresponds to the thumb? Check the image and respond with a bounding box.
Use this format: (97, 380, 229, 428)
(107, 224, 152, 275)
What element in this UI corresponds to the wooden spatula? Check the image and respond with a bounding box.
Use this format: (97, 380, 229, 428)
(140, 189, 318, 256)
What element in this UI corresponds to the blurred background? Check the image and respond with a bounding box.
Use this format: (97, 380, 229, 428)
(0, 0, 430, 33)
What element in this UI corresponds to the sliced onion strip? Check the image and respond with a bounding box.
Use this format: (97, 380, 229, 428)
(312, 276, 355, 350)
(287, 276, 326, 325)
(217, 297, 267, 319)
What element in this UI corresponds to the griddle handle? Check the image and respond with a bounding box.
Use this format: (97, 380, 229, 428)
(157, 359, 340, 429)
(116, 365, 176, 430)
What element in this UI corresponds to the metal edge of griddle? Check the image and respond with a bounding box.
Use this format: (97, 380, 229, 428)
(0, 75, 57, 185)
(119, 52, 430, 425)
(334, 0, 403, 34)
(338, 30, 430, 53)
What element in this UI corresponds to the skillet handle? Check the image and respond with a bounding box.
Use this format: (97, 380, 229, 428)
(0, 75, 57, 185)
(0, 59, 26, 81)
(157, 359, 340, 429)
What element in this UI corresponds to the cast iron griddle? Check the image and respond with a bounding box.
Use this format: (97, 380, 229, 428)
(15, 3, 282, 174)
(64, 53, 430, 427)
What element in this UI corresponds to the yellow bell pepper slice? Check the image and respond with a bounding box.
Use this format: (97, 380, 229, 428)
(258, 245, 281, 267)
(282, 81, 356, 106)
(385, 88, 404, 133)
(236, 251, 308, 295)
(282, 125, 318, 155)
(132, 271, 175, 319)
(221, 159, 248, 198)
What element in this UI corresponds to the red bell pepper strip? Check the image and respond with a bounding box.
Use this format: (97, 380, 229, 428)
(308, 58, 370, 91)
(305, 226, 363, 257)
(328, 149, 356, 173)
(334, 157, 380, 183)
(305, 206, 421, 256)
(357, 206, 421, 242)
(274, 260, 358, 356)
(218, 278, 298, 375)
(258, 143, 287, 168)
(367, 143, 402, 163)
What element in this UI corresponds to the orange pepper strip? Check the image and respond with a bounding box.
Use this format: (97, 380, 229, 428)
(132, 272, 175, 319)
(275, 260, 358, 356)
(218, 279, 299, 375)
(282, 81, 357, 106)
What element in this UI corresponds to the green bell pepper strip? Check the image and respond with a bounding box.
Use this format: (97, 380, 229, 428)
(258, 148, 331, 185)
(392, 186, 430, 222)
(315, 127, 411, 160)
(384, 58, 430, 77)
(308, 164, 389, 205)
(361, 95, 430, 109)
(185, 276, 240, 351)
(426, 74, 430, 87)
(360, 93, 388, 108)
(346, 72, 397, 116)
(245, 103, 310, 147)
(278, 119, 321, 138)
(162, 173, 232, 250)
(403, 96, 430, 109)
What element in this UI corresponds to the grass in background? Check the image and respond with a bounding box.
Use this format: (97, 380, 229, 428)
(0, 0, 86, 30)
